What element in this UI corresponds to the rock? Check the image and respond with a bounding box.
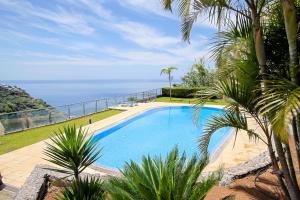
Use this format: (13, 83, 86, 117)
(15, 164, 103, 200)
(219, 151, 271, 186)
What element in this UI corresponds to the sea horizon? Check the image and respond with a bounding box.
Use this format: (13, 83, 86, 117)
(1, 79, 178, 106)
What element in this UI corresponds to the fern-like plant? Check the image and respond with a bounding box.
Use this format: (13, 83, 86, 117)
(105, 146, 220, 200)
(57, 176, 105, 200)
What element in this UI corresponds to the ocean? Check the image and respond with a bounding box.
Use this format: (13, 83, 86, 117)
(1, 80, 171, 106)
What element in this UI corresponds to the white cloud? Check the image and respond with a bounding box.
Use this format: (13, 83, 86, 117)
(112, 21, 180, 49)
(118, 0, 217, 29)
(0, 0, 95, 35)
(0, 0, 216, 80)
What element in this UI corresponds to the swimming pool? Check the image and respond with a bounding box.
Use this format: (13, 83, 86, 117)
(92, 106, 231, 169)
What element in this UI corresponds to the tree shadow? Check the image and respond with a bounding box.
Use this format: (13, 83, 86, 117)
(230, 184, 283, 200)
(256, 176, 281, 187)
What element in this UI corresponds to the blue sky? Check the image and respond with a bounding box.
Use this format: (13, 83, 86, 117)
(0, 0, 217, 80)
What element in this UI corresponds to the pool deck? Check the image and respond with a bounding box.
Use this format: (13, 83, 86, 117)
(0, 102, 267, 188)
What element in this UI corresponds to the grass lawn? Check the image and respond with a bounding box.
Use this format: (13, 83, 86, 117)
(156, 97, 228, 105)
(0, 109, 123, 155)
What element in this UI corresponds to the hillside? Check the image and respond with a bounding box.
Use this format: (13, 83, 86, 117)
(0, 84, 49, 113)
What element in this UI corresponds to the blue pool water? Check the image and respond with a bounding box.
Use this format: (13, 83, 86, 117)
(92, 106, 231, 169)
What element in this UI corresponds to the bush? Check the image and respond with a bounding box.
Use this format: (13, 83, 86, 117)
(161, 87, 210, 98)
(105, 146, 221, 200)
(59, 176, 105, 200)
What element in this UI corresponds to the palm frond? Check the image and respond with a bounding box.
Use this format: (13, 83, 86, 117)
(180, 0, 250, 41)
(160, 66, 178, 75)
(161, 0, 175, 11)
(256, 78, 300, 142)
(210, 16, 252, 60)
(43, 125, 102, 179)
(199, 109, 266, 155)
(215, 76, 258, 112)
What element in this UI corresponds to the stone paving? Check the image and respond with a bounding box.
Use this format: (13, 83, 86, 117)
(0, 102, 267, 188)
(0, 189, 16, 200)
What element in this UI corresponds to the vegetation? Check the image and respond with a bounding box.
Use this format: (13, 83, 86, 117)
(0, 84, 49, 113)
(182, 58, 215, 87)
(0, 109, 122, 155)
(162, 0, 300, 199)
(161, 87, 211, 98)
(44, 125, 101, 182)
(160, 66, 178, 101)
(156, 97, 227, 105)
(43, 125, 105, 199)
(44, 127, 219, 199)
(4, 0, 300, 198)
(59, 176, 105, 200)
(105, 147, 220, 200)
(44, 125, 103, 199)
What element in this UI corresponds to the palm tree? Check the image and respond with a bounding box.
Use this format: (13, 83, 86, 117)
(105, 146, 220, 200)
(162, 0, 268, 77)
(43, 125, 101, 188)
(161, 1, 300, 199)
(280, 0, 300, 174)
(161, 66, 178, 101)
(196, 76, 292, 197)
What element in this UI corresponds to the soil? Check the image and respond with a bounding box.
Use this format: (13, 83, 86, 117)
(205, 168, 287, 200)
(43, 164, 296, 200)
(43, 178, 70, 200)
(43, 186, 63, 200)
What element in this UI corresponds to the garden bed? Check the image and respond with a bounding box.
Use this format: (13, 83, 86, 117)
(15, 151, 272, 200)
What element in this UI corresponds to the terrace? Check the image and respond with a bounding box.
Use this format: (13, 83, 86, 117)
(0, 99, 267, 198)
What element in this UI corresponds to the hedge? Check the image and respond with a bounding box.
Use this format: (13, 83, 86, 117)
(161, 87, 210, 98)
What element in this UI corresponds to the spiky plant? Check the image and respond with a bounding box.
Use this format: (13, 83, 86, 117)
(105, 146, 220, 200)
(44, 125, 101, 182)
(57, 176, 105, 200)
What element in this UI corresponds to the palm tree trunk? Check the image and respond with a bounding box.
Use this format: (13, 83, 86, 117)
(267, 137, 290, 199)
(251, 11, 267, 79)
(169, 73, 172, 101)
(285, 144, 298, 187)
(281, 0, 299, 84)
(74, 170, 81, 196)
(249, 5, 300, 198)
(281, 0, 300, 177)
(292, 119, 300, 177)
(274, 134, 300, 200)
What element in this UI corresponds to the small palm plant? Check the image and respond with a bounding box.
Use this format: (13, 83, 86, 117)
(105, 146, 220, 200)
(44, 125, 103, 199)
(44, 125, 101, 182)
(161, 66, 177, 101)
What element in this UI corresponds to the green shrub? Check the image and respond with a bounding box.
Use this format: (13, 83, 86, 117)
(161, 87, 210, 98)
(58, 176, 105, 200)
(105, 146, 221, 200)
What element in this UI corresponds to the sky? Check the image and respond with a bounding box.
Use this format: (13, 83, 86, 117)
(0, 0, 217, 80)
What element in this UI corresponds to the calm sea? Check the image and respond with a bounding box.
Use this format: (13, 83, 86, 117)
(1, 80, 171, 106)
